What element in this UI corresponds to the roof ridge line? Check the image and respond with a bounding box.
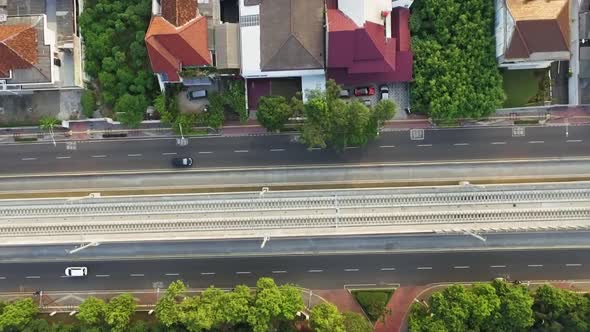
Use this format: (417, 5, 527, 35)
(2, 26, 37, 68)
(291, 33, 323, 65)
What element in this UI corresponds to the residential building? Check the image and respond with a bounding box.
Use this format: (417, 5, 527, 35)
(239, 0, 325, 108)
(0, 0, 83, 94)
(326, 0, 413, 86)
(145, 0, 212, 90)
(495, 0, 570, 69)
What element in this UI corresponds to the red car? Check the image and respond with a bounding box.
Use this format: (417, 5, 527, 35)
(354, 86, 375, 96)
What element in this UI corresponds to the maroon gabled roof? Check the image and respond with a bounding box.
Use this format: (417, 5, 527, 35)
(327, 6, 412, 85)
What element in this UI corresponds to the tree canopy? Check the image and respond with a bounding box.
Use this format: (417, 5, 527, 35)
(410, 0, 504, 121)
(79, 0, 156, 124)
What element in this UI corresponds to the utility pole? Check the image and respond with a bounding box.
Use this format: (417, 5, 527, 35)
(260, 236, 270, 248)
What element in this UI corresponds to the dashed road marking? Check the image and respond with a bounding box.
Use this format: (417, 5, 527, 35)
(453, 266, 470, 269)
(95, 274, 110, 278)
(201, 272, 216, 275)
(127, 154, 142, 157)
(21, 157, 37, 161)
(453, 143, 469, 146)
(0, 277, 5, 280)
(308, 269, 324, 273)
(491, 142, 507, 145)
(26, 276, 40, 279)
(198, 151, 213, 154)
(417, 267, 432, 270)
(234, 150, 249, 153)
(91, 155, 107, 158)
(379, 145, 395, 148)
(566, 264, 582, 267)
(236, 271, 251, 275)
(528, 141, 544, 144)
(162, 152, 177, 156)
(130, 273, 145, 277)
(270, 149, 285, 152)
(344, 146, 359, 150)
(272, 270, 287, 274)
(417, 144, 432, 147)
(56, 156, 71, 159)
(566, 140, 583, 143)
(527, 264, 543, 268)
(165, 273, 180, 276)
(380, 267, 396, 271)
(490, 265, 506, 268)
(344, 268, 359, 272)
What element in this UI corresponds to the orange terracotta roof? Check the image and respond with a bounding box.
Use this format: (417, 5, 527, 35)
(145, 15, 211, 82)
(162, 0, 198, 27)
(0, 24, 37, 77)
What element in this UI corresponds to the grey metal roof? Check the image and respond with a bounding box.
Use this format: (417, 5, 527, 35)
(259, 0, 324, 71)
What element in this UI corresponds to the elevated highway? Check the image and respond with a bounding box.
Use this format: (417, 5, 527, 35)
(3, 182, 590, 245)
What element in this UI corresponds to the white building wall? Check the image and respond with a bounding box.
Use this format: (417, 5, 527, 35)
(337, 0, 365, 26)
(364, 0, 391, 25)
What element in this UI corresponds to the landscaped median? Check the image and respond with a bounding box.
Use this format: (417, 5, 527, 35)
(0, 277, 372, 332)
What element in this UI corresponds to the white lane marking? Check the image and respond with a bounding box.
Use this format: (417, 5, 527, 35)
(527, 264, 543, 267)
(56, 156, 71, 159)
(453, 266, 470, 269)
(95, 274, 110, 278)
(309, 148, 322, 151)
(344, 146, 359, 150)
(91, 155, 107, 158)
(380, 267, 396, 271)
(308, 269, 324, 273)
(490, 265, 506, 268)
(566, 140, 583, 143)
(272, 270, 287, 274)
(21, 157, 37, 161)
(528, 141, 544, 144)
(127, 154, 142, 157)
(417, 267, 432, 270)
(379, 145, 395, 148)
(453, 143, 469, 146)
(165, 273, 180, 276)
(26, 276, 41, 279)
(198, 151, 213, 154)
(491, 142, 507, 145)
(417, 144, 432, 147)
(344, 268, 359, 272)
(201, 272, 216, 275)
(162, 152, 177, 156)
(236, 271, 251, 275)
(0, 277, 5, 280)
(130, 273, 145, 277)
(566, 264, 582, 267)
(234, 150, 249, 153)
(270, 149, 285, 152)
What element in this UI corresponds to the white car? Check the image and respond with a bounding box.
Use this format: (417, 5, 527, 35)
(65, 267, 87, 277)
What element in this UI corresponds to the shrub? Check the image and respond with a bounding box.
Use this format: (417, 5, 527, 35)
(81, 89, 97, 118)
(352, 290, 393, 323)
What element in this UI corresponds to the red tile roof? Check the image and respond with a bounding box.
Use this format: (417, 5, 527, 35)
(162, 0, 198, 27)
(0, 24, 37, 78)
(145, 14, 211, 82)
(327, 7, 412, 85)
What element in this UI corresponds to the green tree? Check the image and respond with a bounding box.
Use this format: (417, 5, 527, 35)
(156, 280, 186, 328)
(105, 293, 136, 332)
(77, 297, 107, 326)
(248, 278, 284, 332)
(81, 89, 97, 118)
(226, 80, 248, 122)
(256, 96, 293, 132)
(410, 0, 504, 121)
(39, 117, 58, 131)
(202, 92, 225, 129)
(310, 303, 345, 332)
(342, 312, 373, 332)
(532, 285, 590, 332)
(22, 318, 52, 332)
(0, 298, 38, 331)
(221, 285, 253, 326)
(115, 94, 147, 128)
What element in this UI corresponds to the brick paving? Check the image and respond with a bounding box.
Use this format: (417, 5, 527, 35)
(374, 286, 426, 332)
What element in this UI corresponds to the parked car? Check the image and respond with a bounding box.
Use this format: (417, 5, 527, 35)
(339, 89, 350, 98)
(65, 267, 87, 277)
(172, 157, 193, 168)
(187, 90, 208, 100)
(353, 86, 375, 96)
(379, 85, 389, 100)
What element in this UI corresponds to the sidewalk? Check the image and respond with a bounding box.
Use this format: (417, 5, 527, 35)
(1, 105, 589, 145)
(373, 286, 427, 332)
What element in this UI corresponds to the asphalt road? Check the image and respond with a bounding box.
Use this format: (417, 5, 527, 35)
(1, 249, 590, 291)
(0, 125, 587, 175)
